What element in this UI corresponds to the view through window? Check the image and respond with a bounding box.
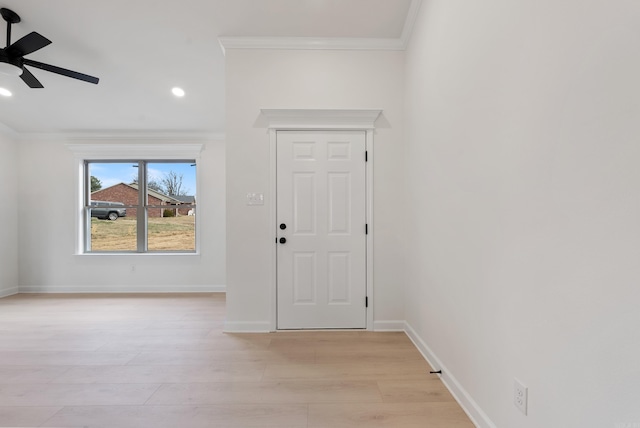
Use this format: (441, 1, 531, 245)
(86, 160, 197, 253)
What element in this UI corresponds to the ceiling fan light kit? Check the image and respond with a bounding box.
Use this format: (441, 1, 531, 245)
(0, 7, 99, 87)
(0, 57, 22, 76)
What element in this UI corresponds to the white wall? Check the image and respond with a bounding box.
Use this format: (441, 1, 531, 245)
(225, 49, 405, 330)
(403, 1, 640, 427)
(17, 137, 226, 292)
(0, 132, 19, 297)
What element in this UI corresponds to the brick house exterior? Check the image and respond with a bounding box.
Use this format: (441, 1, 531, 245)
(91, 183, 191, 218)
(173, 195, 196, 216)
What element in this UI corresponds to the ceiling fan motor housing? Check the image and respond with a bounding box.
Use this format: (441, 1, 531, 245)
(0, 49, 23, 76)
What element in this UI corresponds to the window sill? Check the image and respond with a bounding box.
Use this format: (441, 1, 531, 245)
(75, 252, 200, 257)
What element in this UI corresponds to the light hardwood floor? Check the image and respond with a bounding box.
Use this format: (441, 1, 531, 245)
(0, 293, 474, 428)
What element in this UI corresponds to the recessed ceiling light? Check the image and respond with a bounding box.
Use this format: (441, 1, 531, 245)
(0, 87, 12, 97)
(172, 87, 185, 97)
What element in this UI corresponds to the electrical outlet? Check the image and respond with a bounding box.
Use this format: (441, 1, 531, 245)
(514, 379, 528, 415)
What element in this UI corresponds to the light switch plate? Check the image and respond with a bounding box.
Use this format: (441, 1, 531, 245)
(246, 193, 264, 206)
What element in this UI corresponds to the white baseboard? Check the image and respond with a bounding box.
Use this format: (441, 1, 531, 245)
(18, 285, 226, 293)
(223, 321, 272, 333)
(403, 321, 496, 428)
(373, 320, 406, 331)
(0, 287, 19, 298)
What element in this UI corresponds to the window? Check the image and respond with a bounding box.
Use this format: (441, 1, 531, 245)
(84, 160, 197, 253)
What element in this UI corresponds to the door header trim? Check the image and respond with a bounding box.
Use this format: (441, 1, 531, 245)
(260, 109, 382, 130)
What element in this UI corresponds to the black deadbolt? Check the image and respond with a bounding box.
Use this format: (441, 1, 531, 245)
(279, 237, 287, 244)
(280, 223, 287, 230)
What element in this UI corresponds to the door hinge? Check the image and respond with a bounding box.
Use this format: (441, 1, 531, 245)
(365, 151, 368, 162)
(366, 296, 369, 308)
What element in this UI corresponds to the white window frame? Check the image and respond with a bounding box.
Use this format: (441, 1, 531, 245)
(68, 143, 203, 255)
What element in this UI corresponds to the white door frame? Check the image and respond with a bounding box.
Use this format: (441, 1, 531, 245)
(262, 109, 381, 331)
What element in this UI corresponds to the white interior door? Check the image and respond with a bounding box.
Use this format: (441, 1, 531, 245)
(276, 130, 367, 329)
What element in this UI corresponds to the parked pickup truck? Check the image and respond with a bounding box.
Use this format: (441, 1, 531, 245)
(90, 201, 127, 221)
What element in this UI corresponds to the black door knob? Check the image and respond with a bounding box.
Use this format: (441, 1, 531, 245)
(280, 223, 287, 230)
(279, 237, 286, 244)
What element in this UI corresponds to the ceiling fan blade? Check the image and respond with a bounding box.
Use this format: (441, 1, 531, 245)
(19, 67, 44, 88)
(23, 59, 99, 84)
(6, 32, 51, 57)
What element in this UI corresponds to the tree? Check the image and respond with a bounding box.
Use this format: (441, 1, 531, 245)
(131, 178, 164, 193)
(90, 176, 102, 192)
(147, 179, 164, 193)
(131, 170, 189, 196)
(161, 171, 189, 196)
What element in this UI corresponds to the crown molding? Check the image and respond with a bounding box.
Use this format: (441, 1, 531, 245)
(219, 0, 422, 54)
(219, 36, 404, 55)
(15, 131, 225, 143)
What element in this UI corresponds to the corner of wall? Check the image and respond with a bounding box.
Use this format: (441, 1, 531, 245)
(373, 320, 406, 331)
(0, 287, 19, 298)
(0, 130, 19, 296)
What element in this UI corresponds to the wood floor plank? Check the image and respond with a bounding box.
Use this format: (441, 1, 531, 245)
(377, 379, 455, 402)
(0, 350, 138, 366)
(95, 334, 272, 352)
(263, 362, 432, 382)
(127, 348, 315, 365)
(0, 383, 160, 406)
(41, 404, 308, 428)
(94, 327, 215, 339)
(0, 366, 71, 384)
(0, 338, 108, 351)
(308, 402, 476, 427)
(51, 363, 266, 384)
(146, 320, 223, 330)
(0, 406, 63, 427)
(314, 348, 424, 364)
(269, 331, 411, 346)
(146, 380, 382, 405)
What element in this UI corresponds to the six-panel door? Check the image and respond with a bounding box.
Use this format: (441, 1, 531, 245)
(276, 130, 367, 329)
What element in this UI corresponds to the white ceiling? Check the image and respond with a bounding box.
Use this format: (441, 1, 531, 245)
(0, 0, 416, 135)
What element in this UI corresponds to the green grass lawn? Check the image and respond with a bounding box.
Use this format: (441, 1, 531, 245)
(90, 216, 195, 251)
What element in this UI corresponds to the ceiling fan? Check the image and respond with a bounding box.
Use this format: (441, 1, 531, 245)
(0, 7, 99, 88)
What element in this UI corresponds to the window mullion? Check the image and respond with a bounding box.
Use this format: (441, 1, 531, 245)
(137, 161, 147, 252)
